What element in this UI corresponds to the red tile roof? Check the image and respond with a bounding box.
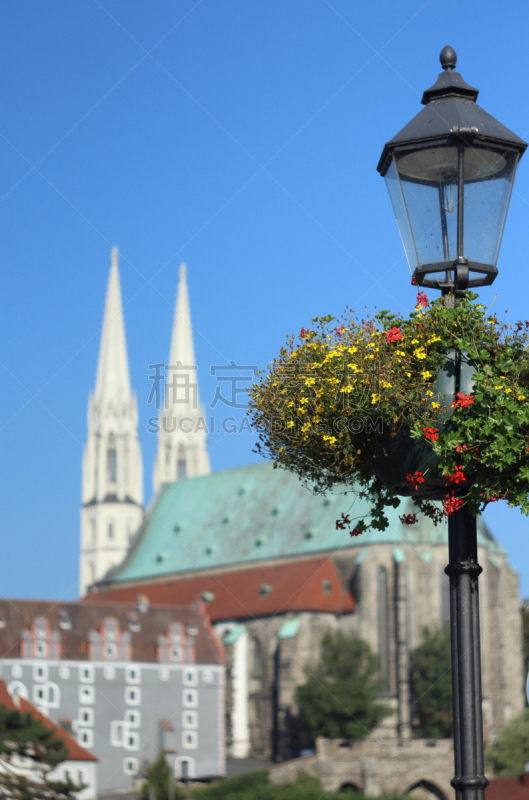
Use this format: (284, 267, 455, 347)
(487, 776, 529, 800)
(0, 599, 222, 664)
(87, 557, 355, 621)
(0, 680, 97, 762)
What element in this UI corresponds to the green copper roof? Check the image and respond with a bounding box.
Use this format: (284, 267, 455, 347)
(108, 462, 501, 585)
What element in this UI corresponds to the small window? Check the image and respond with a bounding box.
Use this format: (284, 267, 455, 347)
(34, 685, 46, 703)
(182, 730, 198, 749)
(77, 769, 85, 785)
(78, 728, 94, 748)
(11, 665, 22, 678)
(125, 731, 140, 751)
(183, 689, 197, 708)
(79, 686, 95, 705)
(125, 667, 141, 684)
(33, 664, 47, 682)
(104, 667, 115, 680)
(35, 641, 47, 658)
(110, 721, 126, 746)
(79, 708, 94, 726)
(159, 669, 169, 681)
(183, 669, 198, 686)
(123, 757, 139, 775)
(125, 710, 140, 728)
(79, 666, 94, 684)
(202, 670, 213, 683)
(107, 522, 114, 540)
(125, 687, 141, 706)
(183, 711, 197, 729)
(105, 643, 117, 659)
(59, 666, 70, 680)
(8, 681, 28, 699)
(172, 646, 181, 662)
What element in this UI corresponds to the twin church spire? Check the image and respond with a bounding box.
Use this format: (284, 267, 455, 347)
(80, 251, 209, 596)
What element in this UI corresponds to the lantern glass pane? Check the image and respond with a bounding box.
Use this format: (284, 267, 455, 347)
(387, 147, 459, 271)
(463, 146, 518, 268)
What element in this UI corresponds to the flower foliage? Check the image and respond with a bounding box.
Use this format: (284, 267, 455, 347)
(249, 292, 529, 532)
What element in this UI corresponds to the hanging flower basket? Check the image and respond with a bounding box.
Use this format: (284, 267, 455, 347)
(249, 292, 529, 534)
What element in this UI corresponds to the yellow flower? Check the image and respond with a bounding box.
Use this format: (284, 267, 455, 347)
(426, 390, 434, 397)
(414, 351, 427, 360)
(313, 416, 321, 423)
(323, 435, 337, 445)
(287, 421, 294, 428)
(432, 402, 441, 409)
(411, 338, 419, 344)
(305, 377, 316, 386)
(300, 397, 308, 404)
(396, 350, 406, 356)
(371, 393, 379, 405)
(406, 372, 411, 377)
(367, 343, 376, 348)
(428, 335, 441, 343)
(301, 422, 310, 432)
(476, 304, 484, 309)
(287, 401, 294, 408)
(297, 408, 307, 415)
(505, 388, 512, 393)
(422, 370, 432, 379)
(380, 380, 392, 388)
(494, 385, 503, 390)
(348, 346, 358, 354)
(340, 385, 354, 393)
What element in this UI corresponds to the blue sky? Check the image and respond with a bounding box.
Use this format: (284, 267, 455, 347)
(2, 0, 529, 599)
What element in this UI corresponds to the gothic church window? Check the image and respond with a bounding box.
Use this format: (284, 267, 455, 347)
(177, 446, 187, 480)
(250, 637, 264, 679)
(107, 435, 117, 483)
(378, 566, 390, 692)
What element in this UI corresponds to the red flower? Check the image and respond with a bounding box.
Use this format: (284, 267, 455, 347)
(335, 513, 351, 530)
(411, 275, 417, 286)
(416, 291, 428, 308)
(349, 528, 363, 537)
(443, 492, 464, 515)
(335, 324, 345, 338)
(385, 326, 403, 343)
(400, 513, 418, 525)
(423, 427, 439, 442)
(445, 465, 466, 484)
(406, 471, 425, 491)
(452, 392, 475, 409)
(300, 327, 315, 339)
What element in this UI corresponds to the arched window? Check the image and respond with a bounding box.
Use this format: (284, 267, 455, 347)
(250, 637, 263, 679)
(378, 566, 390, 692)
(107, 521, 115, 540)
(177, 446, 187, 480)
(107, 435, 117, 483)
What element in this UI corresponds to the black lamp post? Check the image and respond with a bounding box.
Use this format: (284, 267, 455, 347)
(377, 48, 527, 799)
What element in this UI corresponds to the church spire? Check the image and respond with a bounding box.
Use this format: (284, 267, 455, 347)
(95, 247, 131, 403)
(80, 249, 143, 597)
(153, 263, 210, 493)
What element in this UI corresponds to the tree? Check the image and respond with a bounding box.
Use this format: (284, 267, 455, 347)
(295, 630, 390, 742)
(410, 625, 452, 738)
(0, 705, 83, 799)
(487, 709, 529, 777)
(140, 754, 186, 800)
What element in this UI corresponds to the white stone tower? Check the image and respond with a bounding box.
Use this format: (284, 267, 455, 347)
(80, 248, 143, 596)
(153, 263, 210, 493)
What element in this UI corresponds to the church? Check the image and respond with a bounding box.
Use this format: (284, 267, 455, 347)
(83, 250, 524, 762)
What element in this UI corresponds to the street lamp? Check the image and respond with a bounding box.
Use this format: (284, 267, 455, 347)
(377, 48, 526, 800)
(377, 45, 526, 298)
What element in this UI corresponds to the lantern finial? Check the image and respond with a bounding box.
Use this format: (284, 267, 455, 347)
(440, 46, 457, 71)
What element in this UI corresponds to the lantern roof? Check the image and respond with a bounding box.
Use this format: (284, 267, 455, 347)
(377, 46, 527, 176)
